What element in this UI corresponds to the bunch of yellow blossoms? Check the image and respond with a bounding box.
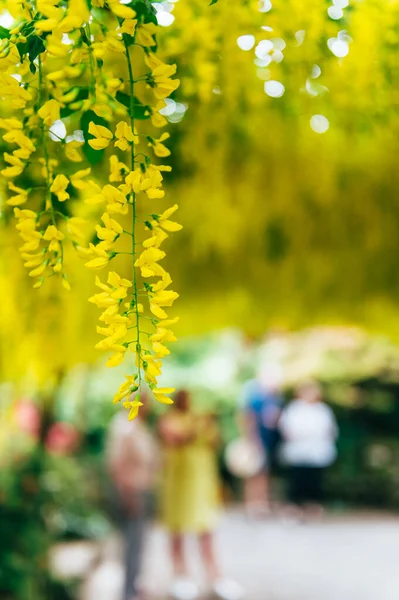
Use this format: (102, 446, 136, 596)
(0, 0, 181, 417)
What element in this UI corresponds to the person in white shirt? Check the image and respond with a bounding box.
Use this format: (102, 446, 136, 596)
(279, 381, 338, 515)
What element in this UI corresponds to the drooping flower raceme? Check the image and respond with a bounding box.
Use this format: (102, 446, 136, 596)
(0, 0, 181, 417)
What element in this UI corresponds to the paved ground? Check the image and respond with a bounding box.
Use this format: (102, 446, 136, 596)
(55, 510, 399, 600)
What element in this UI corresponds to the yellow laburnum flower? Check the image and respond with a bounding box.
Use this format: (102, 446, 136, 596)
(85, 256, 110, 269)
(60, 0, 90, 30)
(89, 292, 117, 308)
(158, 317, 179, 327)
(34, 17, 62, 33)
(3, 130, 36, 160)
(102, 212, 123, 235)
(119, 18, 137, 36)
(151, 64, 180, 100)
(50, 174, 70, 202)
(106, 350, 126, 367)
(105, 77, 124, 94)
(0, 118, 23, 131)
(14, 207, 36, 219)
(148, 132, 171, 157)
(46, 32, 70, 56)
(151, 327, 177, 344)
(109, 155, 128, 182)
(46, 68, 65, 82)
(122, 169, 148, 194)
(43, 225, 65, 241)
(151, 110, 167, 128)
(108, 0, 136, 18)
(152, 341, 170, 357)
(134, 247, 166, 278)
(7, 182, 28, 206)
(144, 52, 163, 71)
(152, 204, 183, 232)
(61, 277, 72, 291)
(114, 121, 136, 151)
(88, 122, 113, 150)
(149, 302, 167, 319)
(70, 168, 91, 189)
(135, 23, 156, 47)
(103, 184, 128, 214)
(24, 254, 45, 268)
(113, 375, 138, 404)
(152, 289, 179, 307)
(141, 354, 162, 382)
(37, 0, 61, 18)
(70, 47, 87, 64)
(92, 33, 125, 58)
(152, 271, 172, 291)
(100, 305, 128, 324)
(65, 140, 84, 163)
(1, 153, 24, 178)
(108, 271, 132, 288)
(59, 87, 81, 104)
(153, 387, 175, 405)
(95, 225, 118, 243)
(96, 323, 128, 348)
(123, 399, 143, 421)
(29, 263, 47, 277)
(64, 65, 84, 78)
(143, 228, 168, 249)
(38, 99, 61, 126)
(121, 167, 165, 198)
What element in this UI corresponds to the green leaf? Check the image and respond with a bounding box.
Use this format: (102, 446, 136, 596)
(80, 110, 109, 165)
(115, 91, 151, 119)
(0, 26, 10, 39)
(127, 0, 157, 24)
(209, 0, 219, 5)
(28, 35, 45, 63)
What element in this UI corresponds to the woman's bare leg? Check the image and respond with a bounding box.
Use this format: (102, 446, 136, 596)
(244, 473, 271, 515)
(170, 533, 186, 576)
(198, 531, 220, 583)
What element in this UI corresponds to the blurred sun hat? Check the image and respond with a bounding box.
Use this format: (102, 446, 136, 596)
(224, 437, 266, 478)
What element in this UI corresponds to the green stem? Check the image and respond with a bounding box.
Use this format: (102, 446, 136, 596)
(123, 35, 142, 387)
(38, 57, 54, 225)
(84, 24, 96, 96)
(38, 56, 64, 266)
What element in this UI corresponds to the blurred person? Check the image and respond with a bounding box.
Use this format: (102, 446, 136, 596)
(159, 390, 243, 600)
(241, 364, 283, 515)
(106, 391, 158, 600)
(278, 381, 338, 519)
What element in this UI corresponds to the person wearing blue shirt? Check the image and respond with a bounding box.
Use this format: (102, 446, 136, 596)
(241, 367, 283, 515)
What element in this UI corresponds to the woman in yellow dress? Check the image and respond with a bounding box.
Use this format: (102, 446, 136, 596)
(159, 389, 221, 596)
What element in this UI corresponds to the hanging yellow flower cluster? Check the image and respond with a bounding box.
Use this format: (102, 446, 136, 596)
(0, 0, 181, 417)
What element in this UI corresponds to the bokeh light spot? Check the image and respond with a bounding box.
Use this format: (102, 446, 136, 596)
(328, 6, 343, 20)
(328, 38, 349, 57)
(264, 80, 285, 98)
(310, 114, 330, 134)
(237, 35, 256, 51)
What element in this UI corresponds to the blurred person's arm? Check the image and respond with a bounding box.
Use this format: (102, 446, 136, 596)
(277, 408, 290, 440)
(327, 406, 339, 440)
(158, 414, 195, 446)
(237, 409, 258, 440)
(196, 414, 221, 448)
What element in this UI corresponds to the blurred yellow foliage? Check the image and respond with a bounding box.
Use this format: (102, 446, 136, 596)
(2, 0, 399, 387)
